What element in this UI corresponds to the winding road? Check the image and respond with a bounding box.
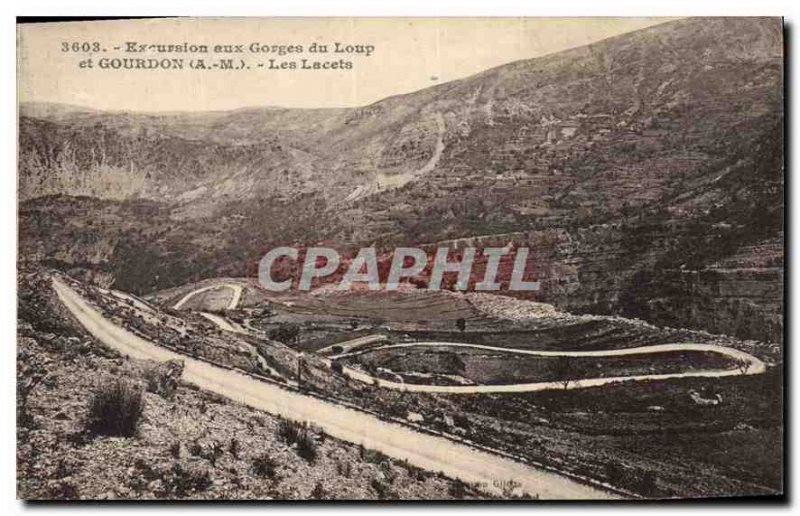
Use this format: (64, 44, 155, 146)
(173, 283, 243, 311)
(316, 334, 389, 355)
(188, 294, 766, 396)
(199, 312, 246, 334)
(52, 277, 614, 499)
(334, 341, 766, 394)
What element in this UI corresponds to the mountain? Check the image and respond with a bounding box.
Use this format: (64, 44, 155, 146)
(18, 17, 784, 342)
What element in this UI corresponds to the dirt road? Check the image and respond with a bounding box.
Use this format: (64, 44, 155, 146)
(52, 277, 616, 499)
(173, 283, 243, 310)
(333, 340, 766, 394)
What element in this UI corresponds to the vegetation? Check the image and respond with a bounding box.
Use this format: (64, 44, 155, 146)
(276, 419, 318, 463)
(251, 452, 278, 479)
(85, 379, 144, 437)
(270, 324, 300, 344)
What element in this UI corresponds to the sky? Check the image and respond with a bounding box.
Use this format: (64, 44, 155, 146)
(18, 17, 672, 112)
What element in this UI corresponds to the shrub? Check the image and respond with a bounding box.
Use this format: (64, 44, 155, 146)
(277, 419, 303, 443)
(448, 478, 468, 499)
(335, 459, 353, 478)
(169, 441, 182, 459)
(491, 160, 507, 173)
(189, 440, 204, 457)
(311, 481, 327, 499)
(379, 461, 397, 484)
(48, 480, 80, 500)
(85, 379, 144, 437)
(207, 440, 224, 466)
(142, 360, 183, 400)
(269, 324, 300, 344)
(128, 457, 213, 497)
(276, 419, 318, 463)
(371, 476, 394, 499)
(359, 446, 385, 464)
(165, 463, 213, 497)
(296, 431, 318, 463)
(251, 453, 278, 479)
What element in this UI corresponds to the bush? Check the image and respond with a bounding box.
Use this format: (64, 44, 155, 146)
(379, 461, 397, 484)
(207, 440, 224, 466)
(277, 419, 303, 443)
(491, 160, 507, 173)
(359, 446, 385, 464)
(251, 453, 278, 479)
(335, 459, 353, 478)
(165, 463, 213, 497)
(296, 431, 318, 463)
(276, 419, 318, 463)
(169, 441, 182, 459)
(142, 360, 183, 400)
(310, 481, 327, 499)
(48, 480, 80, 500)
(189, 440, 204, 457)
(269, 324, 300, 344)
(85, 380, 144, 437)
(448, 478, 468, 499)
(371, 476, 394, 499)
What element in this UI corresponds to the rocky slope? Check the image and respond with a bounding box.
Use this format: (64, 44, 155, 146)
(18, 17, 784, 342)
(17, 268, 489, 500)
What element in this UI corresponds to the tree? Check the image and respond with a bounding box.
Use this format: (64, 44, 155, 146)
(456, 318, 466, 332)
(553, 356, 574, 390)
(735, 358, 751, 374)
(270, 323, 300, 344)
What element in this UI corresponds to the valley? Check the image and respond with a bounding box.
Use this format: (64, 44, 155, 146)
(18, 17, 783, 343)
(16, 16, 784, 501)
(22, 270, 778, 498)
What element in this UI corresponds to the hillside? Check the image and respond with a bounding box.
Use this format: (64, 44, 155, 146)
(18, 269, 783, 499)
(17, 267, 494, 500)
(18, 17, 784, 342)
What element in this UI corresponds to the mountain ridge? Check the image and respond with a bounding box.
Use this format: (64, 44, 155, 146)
(18, 16, 784, 343)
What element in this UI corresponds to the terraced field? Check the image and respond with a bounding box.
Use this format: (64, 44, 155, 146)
(274, 290, 482, 323)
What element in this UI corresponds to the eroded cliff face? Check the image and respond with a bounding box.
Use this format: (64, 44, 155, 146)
(18, 17, 784, 343)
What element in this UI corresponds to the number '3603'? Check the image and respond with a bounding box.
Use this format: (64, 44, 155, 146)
(61, 42, 102, 52)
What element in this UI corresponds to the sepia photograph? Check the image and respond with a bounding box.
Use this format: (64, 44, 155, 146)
(15, 14, 785, 502)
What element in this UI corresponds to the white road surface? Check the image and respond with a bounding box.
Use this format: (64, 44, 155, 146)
(316, 334, 389, 355)
(52, 277, 615, 499)
(199, 312, 246, 334)
(334, 341, 766, 394)
(173, 284, 243, 311)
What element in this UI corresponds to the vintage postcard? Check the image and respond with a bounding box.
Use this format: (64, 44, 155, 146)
(16, 17, 784, 500)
